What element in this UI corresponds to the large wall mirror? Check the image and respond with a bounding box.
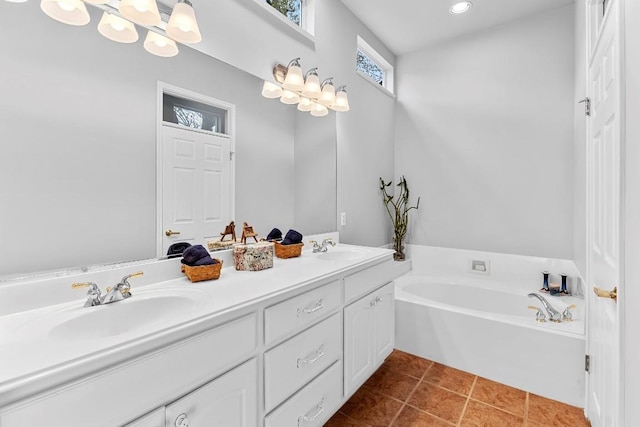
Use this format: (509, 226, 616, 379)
(0, 3, 337, 280)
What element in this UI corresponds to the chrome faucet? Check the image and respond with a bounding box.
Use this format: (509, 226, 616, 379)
(527, 293, 562, 322)
(71, 272, 143, 307)
(309, 238, 336, 253)
(102, 272, 143, 304)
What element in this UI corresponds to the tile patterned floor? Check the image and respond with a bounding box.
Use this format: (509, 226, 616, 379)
(325, 350, 590, 427)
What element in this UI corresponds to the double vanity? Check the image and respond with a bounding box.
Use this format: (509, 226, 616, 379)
(0, 243, 407, 426)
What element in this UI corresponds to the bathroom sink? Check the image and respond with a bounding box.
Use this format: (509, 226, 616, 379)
(315, 247, 371, 262)
(33, 288, 209, 341)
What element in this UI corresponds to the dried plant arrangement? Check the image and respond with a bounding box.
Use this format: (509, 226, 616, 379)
(379, 176, 420, 261)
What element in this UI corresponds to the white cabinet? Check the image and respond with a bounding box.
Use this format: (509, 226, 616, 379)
(344, 282, 395, 396)
(165, 359, 257, 427)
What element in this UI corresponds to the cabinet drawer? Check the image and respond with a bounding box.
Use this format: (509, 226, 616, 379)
(265, 361, 342, 427)
(264, 313, 341, 412)
(264, 280, 341, 346)
(344, 259, 395, 304)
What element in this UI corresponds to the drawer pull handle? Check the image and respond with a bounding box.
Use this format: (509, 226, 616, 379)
(297, 344, 325, 368)
(370, 296, 383, 307)
(298, 397, 325, 426)
(297, 299, 324, 317)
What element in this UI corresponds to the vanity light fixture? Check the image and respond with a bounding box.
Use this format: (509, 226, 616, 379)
(450, 1, 472, 14)
(261, 58, 351, 117)
(22, 0, 203, 57)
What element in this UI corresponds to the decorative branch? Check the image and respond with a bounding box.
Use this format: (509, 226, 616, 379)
(379, 176, 420, 260)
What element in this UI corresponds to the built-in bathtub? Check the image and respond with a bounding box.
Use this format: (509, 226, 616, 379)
(394, 245, 586, 407)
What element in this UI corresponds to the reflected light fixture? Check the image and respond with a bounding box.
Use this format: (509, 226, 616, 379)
(280, 89, 301, 105)
(98, 12, 139, 43)
(450, 1, 472, 14)
(13, 0, 204, 58)
(166, 0, 202, 44)
(261, 81, 283, 99)
(119, 0, 161, 26)
(297, 97, 314, 112)
(144, 30, 179, 57)
(40, 0, 90, 26)
(261, 58, 350, 117)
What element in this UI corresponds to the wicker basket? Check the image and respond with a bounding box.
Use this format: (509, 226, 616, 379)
(182, 259, 223, 282)
(274, 242, 304, 259)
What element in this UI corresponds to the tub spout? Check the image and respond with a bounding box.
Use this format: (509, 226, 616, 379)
(528, 293, 562, 322)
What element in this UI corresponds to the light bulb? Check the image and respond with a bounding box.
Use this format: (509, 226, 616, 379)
(331, 87, 350, 112)
(310, 102, 329, 117)
(301, 68, 321, 99)
(319, 79, 336, 105)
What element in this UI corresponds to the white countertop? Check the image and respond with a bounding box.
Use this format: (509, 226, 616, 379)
(0, 244, 394, 407)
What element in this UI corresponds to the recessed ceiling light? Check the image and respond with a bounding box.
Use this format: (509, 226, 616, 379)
(450, 1, 473, 15)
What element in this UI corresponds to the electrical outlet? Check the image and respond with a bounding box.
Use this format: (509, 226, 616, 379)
(340, 212, 347, 226)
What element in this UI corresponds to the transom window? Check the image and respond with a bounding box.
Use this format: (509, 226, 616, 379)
(266, 0, 302, 27)
(356, 35, 394, 94)
(163, 94, 227, 134)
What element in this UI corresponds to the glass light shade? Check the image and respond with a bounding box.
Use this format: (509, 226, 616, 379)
(297, 97, 314, 112)
(261, 81, 283, 99)
(40, 0, 90, 26)
(166, 0, 202, 44)
(144, 31, 179, 57)
(280, 89, 300, 105)
(450, 1, 472, 14)
(119, 0, 161, 26)
(98, 12, 139, 43)
(282, 63, 304, 92)
(310, 102, 329, 117)
(331, 89, 350, 112)
(301, 71, 321, 99)
(319, 81, 336, 105)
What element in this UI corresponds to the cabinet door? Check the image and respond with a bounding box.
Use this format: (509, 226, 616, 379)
(372, 282, 395, 363)
(165, 359, 257, 427)
(344, 292, 375, 396)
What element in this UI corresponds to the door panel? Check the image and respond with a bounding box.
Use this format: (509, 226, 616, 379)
(587, 1, 622, 425)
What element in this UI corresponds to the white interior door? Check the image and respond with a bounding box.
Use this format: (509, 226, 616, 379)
(161, 124, 231, 255)
(586, 0, 622, 425)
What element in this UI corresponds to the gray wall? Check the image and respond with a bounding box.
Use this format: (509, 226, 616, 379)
(394, 5, 576, 259)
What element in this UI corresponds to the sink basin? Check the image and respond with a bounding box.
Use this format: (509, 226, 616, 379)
(28, 288, 209, 341)
(315, 248, 371, 262)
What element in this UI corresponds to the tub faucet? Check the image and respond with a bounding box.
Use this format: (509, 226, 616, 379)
(102, 272, 143, 304)
(527, 293, 562, 322)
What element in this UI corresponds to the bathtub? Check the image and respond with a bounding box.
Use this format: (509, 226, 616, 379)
(395, 275, 585, 407)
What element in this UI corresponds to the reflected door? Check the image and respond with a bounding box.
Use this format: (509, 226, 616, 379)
(161, 125, 232, 255)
